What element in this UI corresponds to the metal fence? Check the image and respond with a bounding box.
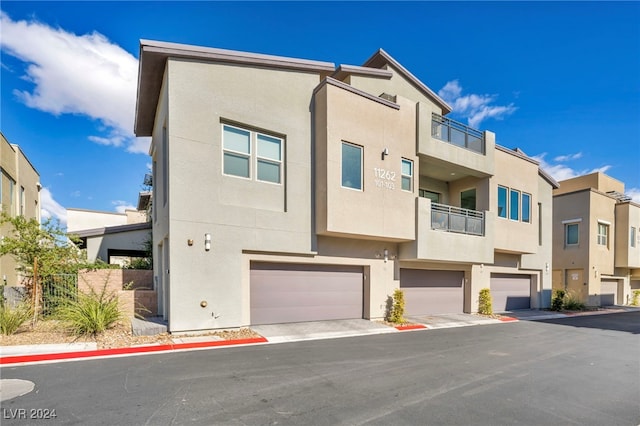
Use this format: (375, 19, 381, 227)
(40, 274, 78, 317)
(431, 113, 485, 154)
(431, 203, 485, 236)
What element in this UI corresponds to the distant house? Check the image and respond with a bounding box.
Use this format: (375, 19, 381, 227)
(134, 40, 556, 333)
(552, 172, 640, 306)
(67, 191, 151, 267)
(0, 132, 41, 287)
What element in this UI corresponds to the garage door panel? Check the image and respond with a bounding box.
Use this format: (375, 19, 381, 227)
(250, 263, 363, 325)
(400, 269, 464, 315)
(600, 280, 617, 306)
(490, 274, 531, 312)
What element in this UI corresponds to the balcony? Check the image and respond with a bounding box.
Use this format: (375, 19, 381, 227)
(399, 197, 494, 263)
(431, 203, 484, 236)
(432, 113, 485, 155)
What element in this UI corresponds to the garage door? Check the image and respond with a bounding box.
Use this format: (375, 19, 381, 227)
(600, 280, 617, 306)
(399, 269, 464, 315)
(490, 274, 531, 312)
(250, 263, 363, 325)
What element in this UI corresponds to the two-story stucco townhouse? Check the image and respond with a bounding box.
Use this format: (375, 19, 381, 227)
(134, 40, 557, 333)
(1, 132, 41, 288)
(552, 172, 640, 306)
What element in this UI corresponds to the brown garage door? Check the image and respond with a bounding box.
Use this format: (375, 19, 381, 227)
(250, 263, 363, 325)
(399, 269, 464, 315)
(600, 280, 617, 306)
(490, 274, 531, 312)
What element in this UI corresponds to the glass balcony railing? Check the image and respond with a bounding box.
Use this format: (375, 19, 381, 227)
(431, 202, 484, 236)
(431, 113, 485, 155)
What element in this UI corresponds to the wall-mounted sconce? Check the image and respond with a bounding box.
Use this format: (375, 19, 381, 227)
(204, 233, 211, 251)
(381, 147, 389, 160)
(593, 266, 598, 278)
(187, 239, 194, 246)
(480, 264, 484, 273)
(200, 300, 208, 308)
(545, 262, 549, 273)
(383, 248, 389, 263)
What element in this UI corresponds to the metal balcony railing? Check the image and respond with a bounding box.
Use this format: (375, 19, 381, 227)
(431, 113, 485, 154)
(431, 202, 484, 236)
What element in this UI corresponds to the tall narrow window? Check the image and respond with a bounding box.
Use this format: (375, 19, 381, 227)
(162, 126, 168, 207)
(522, 193, 531, 223)
(401, 159, 413, 191)
(538, 203, 542, 246)
(509, 189, 520, 221)
(461, 188, 476, 210)
(152, 161, 157, 222)
(341, 142, 362, 190)
(497, 186, 508, 218)
(631, 227, 637, 248)
(223, 125, 251, 178)
(20, 186, 25, 216)
(566, 223, 579, 245)
(597, 222, 609, 247)
(8, 176, 15, 216)
(256, 134, 282, 183)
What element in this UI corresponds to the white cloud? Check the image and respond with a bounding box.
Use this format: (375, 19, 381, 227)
(438, 80, 517, 128)
(112, 200, 136, 214)
(554, 152, 583, 162)
(533, 152, 613, 183)
(0, 12, 148, 154)
(40, 187, 67, 225)
(627, 188, 640, 203)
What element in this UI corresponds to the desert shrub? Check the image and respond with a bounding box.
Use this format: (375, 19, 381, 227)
(478, 288, 493, 315)
(0, 303, 32, 335)
(551, 290, 565, 311)
(54, 282, 122, 336)
(388, 289, 406, 324)
(563, 292, 585, 311)
(631, 290, 640, 306)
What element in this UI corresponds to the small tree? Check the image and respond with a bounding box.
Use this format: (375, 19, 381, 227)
(631, 290, 640, 307)
(551, 289, 565, 311)
(478, 288, 493, 315)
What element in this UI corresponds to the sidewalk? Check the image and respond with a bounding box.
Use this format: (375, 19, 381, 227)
(2, 307, 638, 366)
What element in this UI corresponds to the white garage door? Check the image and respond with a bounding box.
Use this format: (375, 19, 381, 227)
(600, 280, 618, 306)
(490, 274, 531, 312)
(250, 263, 363, 325)
(400, 269, 465, 315)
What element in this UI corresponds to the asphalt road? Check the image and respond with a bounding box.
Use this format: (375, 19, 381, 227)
(2, 312, 639, 426)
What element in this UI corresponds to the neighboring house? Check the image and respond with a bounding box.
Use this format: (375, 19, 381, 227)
(67, 193, 151, 266)
(134, 40, 556, 332)
(0, 132, 41, 287)
(552, 172, 640, 306)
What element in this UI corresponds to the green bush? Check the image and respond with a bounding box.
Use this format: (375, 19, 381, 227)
(0, 303, 33, 335)
(388, 289, 406, 324)
(478, 288, 493, 315)
(551, 290, 565, 311)
(54, 283, 122, 336)
(631, 290, 640, 306)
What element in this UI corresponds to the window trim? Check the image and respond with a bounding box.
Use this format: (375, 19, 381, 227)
(509, 189, 520, 221)
(401, 158, 413, 192)
(521, 192, 531, 223)
(341, 141, 363, 191)
(597, 222, 609, 247)
(565, 222, 579, 246)
(631, 226, 637, 248)
(497, 185, 508, 218)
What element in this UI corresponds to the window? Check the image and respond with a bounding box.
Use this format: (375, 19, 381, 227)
(20, 186, 25, 216)
(162, 125, 168, 207)
(401, 159, 413, 191)
(566, 223, 579, 245)
(341, 142, 362, 190)
(522, 193, 531, 223)
(538, 203, 542, 246)
(631, 227, 637, 248)
(419, 189, 440, 203)
(597, 223, 609, 247)
(497, 186, 508, 218)
(461, 188, 476, 210)
(509, 189, 520, 221)
(222, 124, 283, 184)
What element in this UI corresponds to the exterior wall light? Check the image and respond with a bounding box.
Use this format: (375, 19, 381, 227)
(204, 233, 211, 251)
(382, 147, 389, 160)
(383, 248, 389, 263)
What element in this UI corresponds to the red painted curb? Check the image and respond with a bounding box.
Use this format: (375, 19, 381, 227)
(0, 337, 268, 365)
(394, 324, 427, 331)
(499, 317, 518, 322)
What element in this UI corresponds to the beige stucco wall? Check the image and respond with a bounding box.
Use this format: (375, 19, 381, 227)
(554, 172, 625, 196)
(615, 202, 640, 269)
(314, 82, 417, 241)
(67, 209, 127, 233)
(85, 228, 151, 264)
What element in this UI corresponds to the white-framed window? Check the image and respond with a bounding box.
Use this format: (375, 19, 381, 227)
(597, 222, 609, 247)
(341, 141, 362, 190)
(565, 223, 579, 246)
(509, 189, 520, 221)
(222, 124, 283, 184)
(401, 159, 413, 192)
(631, 227, 636, 248)
(497, 186, 508, 218)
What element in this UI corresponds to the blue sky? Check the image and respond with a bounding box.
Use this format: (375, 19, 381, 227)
(1, 1, 639, 226)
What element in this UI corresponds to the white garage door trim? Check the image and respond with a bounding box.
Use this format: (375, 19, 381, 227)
(400, 269, 465, 315)
(250, 263, 363, 325)
(490, 273, 531, 312)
